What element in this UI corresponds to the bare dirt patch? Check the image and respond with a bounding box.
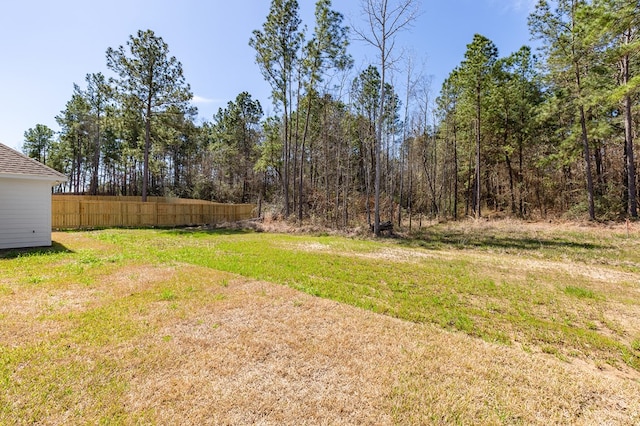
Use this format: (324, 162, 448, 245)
(295, 240, 438, 263)
(511, 256, 639, 286)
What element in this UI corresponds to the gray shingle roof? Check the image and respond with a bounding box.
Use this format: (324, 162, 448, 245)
(0, 142, 67, 182)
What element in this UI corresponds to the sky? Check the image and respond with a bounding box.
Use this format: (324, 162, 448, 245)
(0, 0, 537, 151)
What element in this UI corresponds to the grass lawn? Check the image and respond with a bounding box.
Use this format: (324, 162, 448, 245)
(1, 220, 639, 424)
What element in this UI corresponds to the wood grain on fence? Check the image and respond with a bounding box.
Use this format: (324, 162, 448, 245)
(52, 195, 255, 229)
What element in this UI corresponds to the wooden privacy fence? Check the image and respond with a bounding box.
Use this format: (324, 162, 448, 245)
(52, 195, 256, 229)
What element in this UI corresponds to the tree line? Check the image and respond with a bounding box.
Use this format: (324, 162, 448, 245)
(23, 0, 640, 227)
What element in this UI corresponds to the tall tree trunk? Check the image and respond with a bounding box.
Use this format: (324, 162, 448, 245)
(408, 144, 413, 230)
(374, 75, 384, 236)
(90, 116, 101, 195)
(398, 144, 404, 227)
(298, 88, 315, 221)
(366, 140, 372, 226)
(622, 44, 637, 218)
(518, 133, 524, 218)
(297, 134, 305, 220)
(75, 136, 82, 194)
(373, 3, 387, 237)
(575, 62, 595, 220)
(474, 87, 481, 218)
(431, 119, 439, 216)
(466, 150, 474, 217)
(292, 75, 302, 219)
(594, 142, 605, 195)
(398, 62, 412, 227)
(343, 139, 350, 228)
(578, 104, 595, 220)
(142, 96, 152, 202)
(506, 153, 516, 215)
(283, 99, 291, 217)
(453, 121, 459, 221)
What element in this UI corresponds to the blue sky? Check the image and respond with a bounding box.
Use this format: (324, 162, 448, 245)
(0, 0, 536, 151)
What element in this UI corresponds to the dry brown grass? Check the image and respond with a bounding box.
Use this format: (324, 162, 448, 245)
(2, 228, 640, 424)
(135, 277, 640, 425)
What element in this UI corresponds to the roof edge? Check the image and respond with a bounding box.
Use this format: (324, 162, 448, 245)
(0, 172, 68, 184)
(0, 142, 68, 182)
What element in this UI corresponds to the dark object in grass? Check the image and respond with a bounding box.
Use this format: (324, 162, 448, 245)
(370, 220, 393, 235)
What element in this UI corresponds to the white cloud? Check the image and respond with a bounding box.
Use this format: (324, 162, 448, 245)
(191, 95, 219, 104)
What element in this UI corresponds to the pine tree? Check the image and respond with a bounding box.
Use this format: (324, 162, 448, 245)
(107, 29, 193, 201)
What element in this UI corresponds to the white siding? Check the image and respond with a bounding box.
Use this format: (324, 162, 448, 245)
(0, 178, 52, 249)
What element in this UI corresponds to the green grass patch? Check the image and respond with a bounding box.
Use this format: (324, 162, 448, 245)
(159, 288, 177, 301)
(564, 285, 597, 299)
(0, 339, 137, 423)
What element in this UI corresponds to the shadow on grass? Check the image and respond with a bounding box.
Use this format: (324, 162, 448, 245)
(160, 227, 255, 237)
(55, 225, 256, 237)
(0, 241, 74, 259)
(400, 229, 608, 252)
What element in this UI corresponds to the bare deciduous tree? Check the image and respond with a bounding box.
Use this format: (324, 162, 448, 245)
(354, 0, 420, 235)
